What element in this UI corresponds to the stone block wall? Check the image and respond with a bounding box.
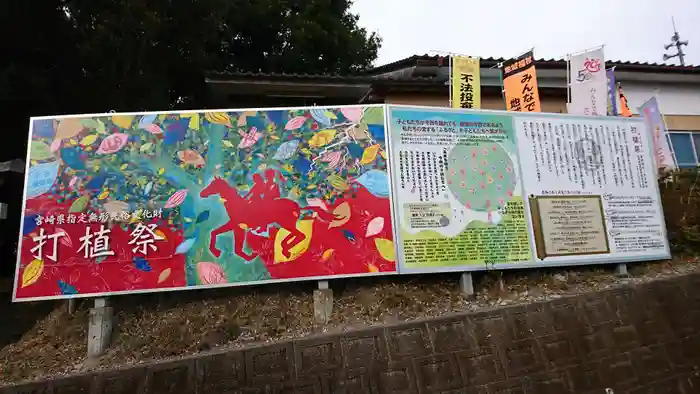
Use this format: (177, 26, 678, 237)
(2, 273, 700, 393)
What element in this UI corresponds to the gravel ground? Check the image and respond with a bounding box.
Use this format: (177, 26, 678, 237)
(1, 257, 698, 384)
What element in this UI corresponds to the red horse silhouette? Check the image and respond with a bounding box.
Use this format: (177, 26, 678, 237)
(200, 175, 339, 261)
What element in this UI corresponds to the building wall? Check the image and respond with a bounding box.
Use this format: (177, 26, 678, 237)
(623, 82, 700, 116)
(616, 81, 700, 166)
(665, 115, 700, 131)
(615, 81, 700, 166)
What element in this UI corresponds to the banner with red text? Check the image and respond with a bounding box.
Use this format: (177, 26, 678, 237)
(568, 47, 607, 116)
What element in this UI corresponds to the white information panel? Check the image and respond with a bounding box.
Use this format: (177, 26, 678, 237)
(385, 105, 671, 273)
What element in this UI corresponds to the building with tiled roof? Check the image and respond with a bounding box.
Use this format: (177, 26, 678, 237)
(206, 54, 700, 167)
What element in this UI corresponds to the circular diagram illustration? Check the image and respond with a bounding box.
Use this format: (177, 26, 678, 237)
(446, 142, 516, 216)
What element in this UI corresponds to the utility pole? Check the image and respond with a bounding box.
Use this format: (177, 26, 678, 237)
(662, 17, 689, 66)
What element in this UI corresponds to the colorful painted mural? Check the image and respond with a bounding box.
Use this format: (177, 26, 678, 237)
(15, 105, 395, 301)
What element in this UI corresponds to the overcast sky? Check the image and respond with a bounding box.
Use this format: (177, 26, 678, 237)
(351, 0, 699, 67)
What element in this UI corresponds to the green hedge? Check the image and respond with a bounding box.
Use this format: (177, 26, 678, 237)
(659, 168, 700, 255)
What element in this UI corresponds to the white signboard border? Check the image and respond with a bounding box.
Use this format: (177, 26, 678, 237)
(385, 104, 671, 274)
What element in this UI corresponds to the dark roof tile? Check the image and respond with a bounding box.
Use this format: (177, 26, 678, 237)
(366, 54, 698, 73)
(206, 54, 699, 85)
(205, 71, 373, 83)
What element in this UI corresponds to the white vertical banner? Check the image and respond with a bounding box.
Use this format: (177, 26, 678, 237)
(568, 47, 607, 116)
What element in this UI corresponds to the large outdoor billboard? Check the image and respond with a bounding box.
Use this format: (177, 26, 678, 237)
(14, 104, 672, 302)
(15, 105, 397, 301)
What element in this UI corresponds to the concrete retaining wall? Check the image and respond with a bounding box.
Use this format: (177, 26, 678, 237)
(2, 273, 700, 393)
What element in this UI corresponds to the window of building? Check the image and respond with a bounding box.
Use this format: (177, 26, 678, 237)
(667, 131, 700, 168)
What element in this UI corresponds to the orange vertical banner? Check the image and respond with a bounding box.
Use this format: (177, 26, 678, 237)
(501, 50, 542, 112)
(617, 82, 633, 117)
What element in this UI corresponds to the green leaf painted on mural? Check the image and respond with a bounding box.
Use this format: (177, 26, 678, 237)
(140, 142, 154, 153)
(68, 195, 90, 213)
(30, 141, 54, 161)
(96, 119, 107, 134)
(80, 119, 99, 129)
(361, 107, 384, 125)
